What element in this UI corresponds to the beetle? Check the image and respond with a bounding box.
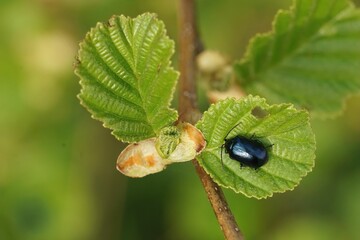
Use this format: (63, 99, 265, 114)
(221, 123, 270, 169)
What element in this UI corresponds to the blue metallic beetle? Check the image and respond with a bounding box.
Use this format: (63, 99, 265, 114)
(221, 124, 270, 169)
(224, 136, 269, 169)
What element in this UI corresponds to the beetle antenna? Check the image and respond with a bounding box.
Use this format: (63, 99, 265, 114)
(250, 133, 256, 139)
(266, 143, 274, 148)
(220, 144, 224, 170)
(224, 122, 242, 140)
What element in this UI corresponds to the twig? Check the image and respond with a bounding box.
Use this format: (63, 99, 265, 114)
(177, 0, 244, 239)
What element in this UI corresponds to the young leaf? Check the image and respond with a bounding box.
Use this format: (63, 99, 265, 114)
(75, 13, 178, 142)
(196, 96, 316, 199)
(235, 0, 360, 118)
(117, 123, 206, 178)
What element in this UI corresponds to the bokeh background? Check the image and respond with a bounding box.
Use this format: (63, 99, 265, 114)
(1, 0, 360, 239)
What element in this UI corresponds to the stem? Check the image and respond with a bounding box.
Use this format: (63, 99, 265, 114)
(178, 0, 244, 239)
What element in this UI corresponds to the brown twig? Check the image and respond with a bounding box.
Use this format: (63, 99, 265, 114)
(178, 0, 244, 239)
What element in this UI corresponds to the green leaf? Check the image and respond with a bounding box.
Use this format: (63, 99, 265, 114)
(235, 0, 360, 118)
(75, 13, 179, 142)
(196, 96, 316, 199)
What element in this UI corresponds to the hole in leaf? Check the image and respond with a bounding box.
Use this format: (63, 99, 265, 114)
(251, 107, 269, 119)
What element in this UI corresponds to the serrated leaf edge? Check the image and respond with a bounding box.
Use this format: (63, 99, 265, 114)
(196, 96, 316, 199)
(74, 13, 179, 143)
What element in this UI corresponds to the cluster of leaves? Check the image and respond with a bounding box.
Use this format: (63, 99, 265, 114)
(75, 0, 360, 198)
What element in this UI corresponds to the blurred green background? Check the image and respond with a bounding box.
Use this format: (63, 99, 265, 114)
(1, 0, 360, 239)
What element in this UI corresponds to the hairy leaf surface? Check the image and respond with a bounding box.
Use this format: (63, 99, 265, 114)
(75, 13, 178, 142)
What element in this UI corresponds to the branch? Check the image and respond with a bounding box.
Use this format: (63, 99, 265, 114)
(177, 0, 244, 239)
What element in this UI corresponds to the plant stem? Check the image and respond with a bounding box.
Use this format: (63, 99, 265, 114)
(178, 0, 244, 239)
